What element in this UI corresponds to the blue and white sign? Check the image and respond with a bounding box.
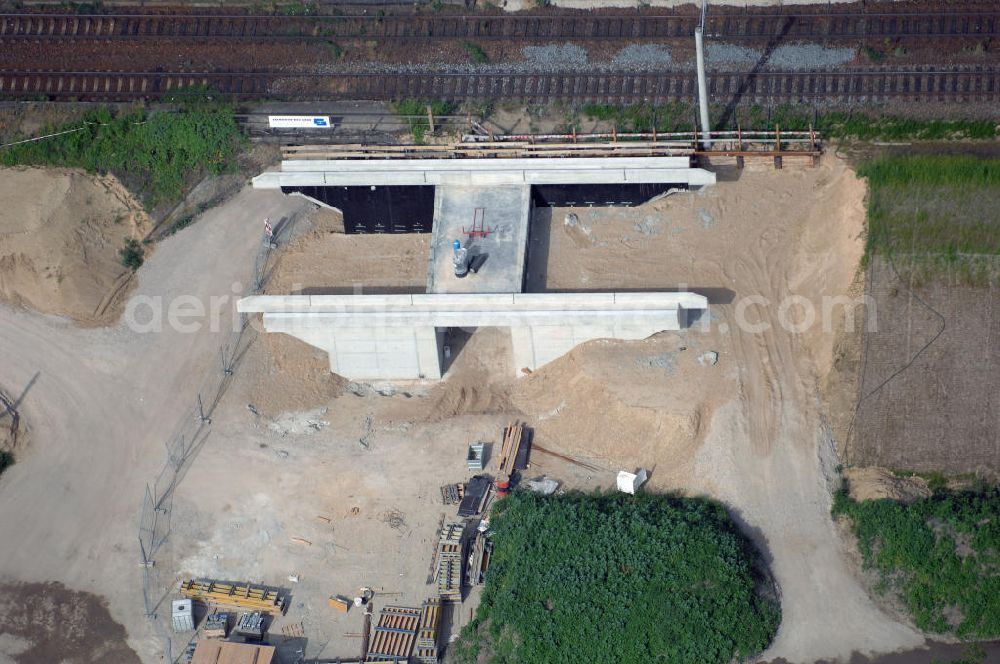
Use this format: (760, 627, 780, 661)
(267, 115, 332, 129)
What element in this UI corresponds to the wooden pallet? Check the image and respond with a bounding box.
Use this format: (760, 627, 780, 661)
(436, 555, 463, 601)
(414, 598, 441, 663)
(366, 605, 421, 662)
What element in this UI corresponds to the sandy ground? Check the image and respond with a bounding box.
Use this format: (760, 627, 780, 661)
(0, 155, 929, 663)
(264, 207, 428, 296)
(0, 167, 149, 325)
(0, 183, 313, 662)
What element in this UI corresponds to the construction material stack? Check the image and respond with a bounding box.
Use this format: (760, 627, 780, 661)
(365, 605, 421, 662)
(466, 443, 484, 471)
(413, 598, 442, 663)
(435, 522, 464, 601)
(457, 475, 491, 517)
(235, 611, 266, 640)
(202, 613, 227, 638)
(179, 579, 284, 614)
(468, 530, 493, 586)
(496, 424, 530, 497)
(171, 599, 194, 632)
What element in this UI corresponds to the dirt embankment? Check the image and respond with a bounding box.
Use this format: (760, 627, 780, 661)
(0, 167, 149, 325)
(842, 466, 932, 502)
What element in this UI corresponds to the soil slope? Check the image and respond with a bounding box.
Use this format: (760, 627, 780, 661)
(0, 167, 148, 325)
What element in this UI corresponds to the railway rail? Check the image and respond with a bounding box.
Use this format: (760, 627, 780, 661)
(0, 9, 997, 42)
(1, 67, 995, 103)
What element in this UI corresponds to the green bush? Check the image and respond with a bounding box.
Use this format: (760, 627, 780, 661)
(462, 42, 489, 64)
(0, 99, 244, 207)
(391, 99, 456, 143)
(119, 238, 145, 271)
(833, 488, 1000, 638)
(454, 491, 779, 664)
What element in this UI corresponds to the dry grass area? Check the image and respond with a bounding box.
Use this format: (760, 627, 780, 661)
(0, 167, 148, 325)
(849, 257, 1000, 478)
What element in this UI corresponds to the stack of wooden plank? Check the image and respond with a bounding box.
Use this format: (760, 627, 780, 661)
(467, 531, 494, 586)
(436, 522, 464, 601)
(413, 598, 442, 663)
(179, 579, 284, 614)
(496, 424, 531, 496)
(366, 605, 421, 662)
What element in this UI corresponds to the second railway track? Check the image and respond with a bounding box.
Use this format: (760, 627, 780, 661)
(1, 67, 996, 103)
(0, 9, 997, 42)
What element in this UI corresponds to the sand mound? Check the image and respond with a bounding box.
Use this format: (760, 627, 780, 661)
(238, 332, 347, 419)
(510, 333, 720, 472)
(0, 167, 149, 324)
(843, 466, 932, 503)
(419, 327, 516, 422)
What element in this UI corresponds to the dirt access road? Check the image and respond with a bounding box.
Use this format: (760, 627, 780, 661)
(0, 185, 310, 662)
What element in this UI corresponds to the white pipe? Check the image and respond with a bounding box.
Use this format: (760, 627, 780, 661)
(694, 26, 711, 150)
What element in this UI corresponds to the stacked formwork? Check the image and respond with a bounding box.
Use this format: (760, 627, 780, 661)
(179, 579, 284, 614)
(414, 598, 442, 663)
(436, 522, 464, 601)
(366, 605, 421, 662)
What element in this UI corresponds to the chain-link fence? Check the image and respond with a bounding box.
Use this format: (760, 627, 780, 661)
(136, 212, 301, 660)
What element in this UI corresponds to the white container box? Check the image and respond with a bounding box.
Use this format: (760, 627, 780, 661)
(171, 599, 195, 632)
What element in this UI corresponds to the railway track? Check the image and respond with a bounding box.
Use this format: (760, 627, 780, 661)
(1, 67, 996, 103)
(0, 9, 996, 42)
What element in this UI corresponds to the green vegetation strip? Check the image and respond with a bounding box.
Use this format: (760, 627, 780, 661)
(454, 492, 779, 664)
(833, 488, 1000, 638)
(857, 155, 1000, 281)
(391, 99, 457, 144)
(578, 103, 997, 141)
(1, 99, 244, 207)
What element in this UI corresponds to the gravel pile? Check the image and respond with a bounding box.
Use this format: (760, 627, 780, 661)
(769, 44, 856, 69)
(706, 43, 760, 67)
(612, 44, 673, 67)
(522, 43, 588, 66)
(706, 42, 855, 70)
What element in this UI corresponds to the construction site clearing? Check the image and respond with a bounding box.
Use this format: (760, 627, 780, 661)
(0, 142, 933, 664)
(167, 421, 527, 663)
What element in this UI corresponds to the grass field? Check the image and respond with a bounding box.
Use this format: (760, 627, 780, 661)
(0, 98, 244, 207)
(453, 492, 779, 664)
(857, 155, 1000, 284)
(833, 488, 1000, 638)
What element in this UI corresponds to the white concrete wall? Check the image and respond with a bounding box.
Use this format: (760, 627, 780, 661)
(240, 293, 705, 381)
(265, 315, 442, 379)
(252, 156, 716, 189)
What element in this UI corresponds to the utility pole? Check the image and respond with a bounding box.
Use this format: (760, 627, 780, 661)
(695, 0, 711, 149)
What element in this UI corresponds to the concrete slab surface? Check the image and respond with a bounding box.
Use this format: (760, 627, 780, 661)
(426, 185, 532, 294)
